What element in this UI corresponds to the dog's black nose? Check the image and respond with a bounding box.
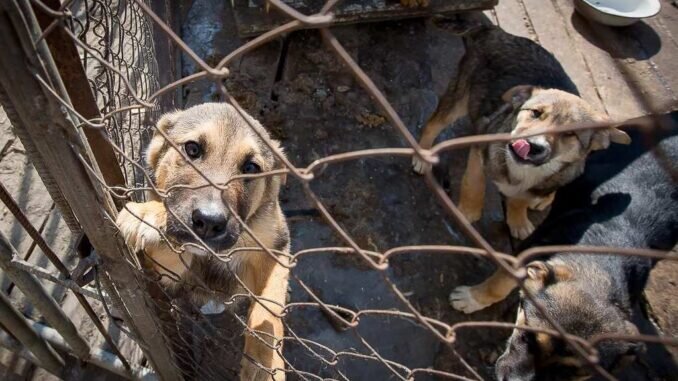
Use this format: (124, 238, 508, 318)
(526, 141, 551, 165)
(191, 209, 227, 240)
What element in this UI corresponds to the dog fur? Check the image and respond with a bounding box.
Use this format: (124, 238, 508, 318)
(450, 120, 678, 380)
(116, 103, 290, 381)
(412, 23, 630, 238)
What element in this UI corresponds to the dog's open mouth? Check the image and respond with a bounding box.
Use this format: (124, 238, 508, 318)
(508, 139, 533, 165)
(508, 138, 551, 166)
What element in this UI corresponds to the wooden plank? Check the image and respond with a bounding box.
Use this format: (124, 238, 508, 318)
(33, 0, 127, 192)
(552, 0, 647, 119)
(493, 0, 537, 40)
(0, 2, 181, 379)
(232, 0, 498, 37)
(520, 0, 604, 112)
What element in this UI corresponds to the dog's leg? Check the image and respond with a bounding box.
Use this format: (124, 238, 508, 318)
(241, 259, 289, 381)
(412, 93, 469, 174)
(506, 197, 534, 239)
(458, 146, 485, 223)
(450, 268, 517, 313)
(528, 192, 555, 211)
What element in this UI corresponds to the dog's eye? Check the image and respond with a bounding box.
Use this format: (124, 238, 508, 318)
(242, 160, 261, 174)
(531, 109, 543, 119)
(184, 141, 202, 159)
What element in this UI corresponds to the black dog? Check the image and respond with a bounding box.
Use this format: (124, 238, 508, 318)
(451, 113, 678, 380)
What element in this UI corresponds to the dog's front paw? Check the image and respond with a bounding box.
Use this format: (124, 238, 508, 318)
(240, 359, 277, 381)
(528, 193, 555, 211)
(116, 201, 167, 253)
(449, 286, 487, 314)
(508, 218, 535, 240)
(459, 201, 482, 223)
(400, 0, 430, 7)
(412, 156, 432, 175)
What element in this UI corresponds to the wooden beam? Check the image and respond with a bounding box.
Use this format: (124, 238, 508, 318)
(0, 2, 182, 380)
(232, 0, 498, 37)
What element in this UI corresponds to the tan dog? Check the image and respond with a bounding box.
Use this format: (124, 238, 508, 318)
(412, 25, 630, 239)
(116, 103, 290, 381)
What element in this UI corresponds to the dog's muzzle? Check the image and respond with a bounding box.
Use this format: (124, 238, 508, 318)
(189, 205, 239, 251)
(508, 137, 551, 166)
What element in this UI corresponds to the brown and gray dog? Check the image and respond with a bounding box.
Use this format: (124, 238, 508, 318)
(452, 124, 678, 380)
(116, 103, 290, 381)
(412, 23, 630, 239)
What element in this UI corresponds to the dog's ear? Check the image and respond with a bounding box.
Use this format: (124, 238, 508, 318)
(526, 261, 549, 282)
(146, 111, 179, 171)
(590, 127, 631, 151)
(526, 261, 573, 289)
(269, 139, 287, 186)
(502, 85, 535, 106)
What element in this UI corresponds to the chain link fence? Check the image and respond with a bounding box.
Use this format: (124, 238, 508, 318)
(0, 0, 676, 380)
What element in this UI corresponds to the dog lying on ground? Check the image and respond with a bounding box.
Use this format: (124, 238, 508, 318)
(412, 23, 630, 239)
(450, 118, 678, 380)
(116, 103, 290, 381)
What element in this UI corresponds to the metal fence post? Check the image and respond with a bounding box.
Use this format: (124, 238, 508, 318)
(0, 2, 182, 380)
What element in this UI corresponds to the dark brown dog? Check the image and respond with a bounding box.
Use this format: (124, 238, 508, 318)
(412, 24, 630, 239)
(116, 103, 290, 381)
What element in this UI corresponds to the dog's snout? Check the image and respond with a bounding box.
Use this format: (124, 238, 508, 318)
(526, 140, 551, 165)
(191, 208, 228, 240)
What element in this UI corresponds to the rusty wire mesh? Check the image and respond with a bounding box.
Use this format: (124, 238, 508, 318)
(17, 0, 678, 380)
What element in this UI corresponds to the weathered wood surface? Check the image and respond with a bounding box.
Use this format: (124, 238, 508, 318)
(0, 1, 180, 380)
(232, 0, 498, 36)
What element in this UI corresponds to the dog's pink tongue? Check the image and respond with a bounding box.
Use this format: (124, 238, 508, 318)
(512, 139, 531, 160)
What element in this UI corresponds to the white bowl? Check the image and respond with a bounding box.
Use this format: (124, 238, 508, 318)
(574, 0, 661, 27)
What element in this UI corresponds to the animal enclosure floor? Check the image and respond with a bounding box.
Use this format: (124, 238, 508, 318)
(179, 0, 677, 380)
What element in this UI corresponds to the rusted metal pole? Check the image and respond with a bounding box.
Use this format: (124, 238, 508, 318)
(0, 291, 64, 376)
(0, 231, 91, 360)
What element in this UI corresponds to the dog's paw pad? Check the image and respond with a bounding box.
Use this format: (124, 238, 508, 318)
(449, 286, 486, 314)
(200, 300, 226, 315)
(509, 219, 535, 240)
(412, 156, 432, 175)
